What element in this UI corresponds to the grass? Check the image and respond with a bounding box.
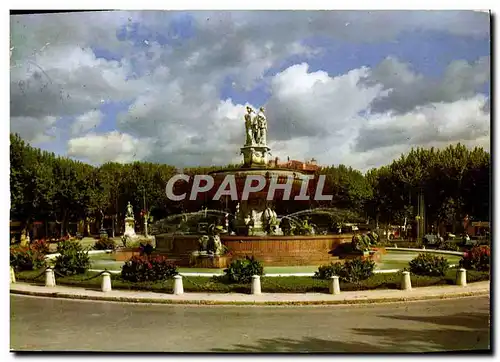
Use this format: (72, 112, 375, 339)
(15, 268, 489, 294)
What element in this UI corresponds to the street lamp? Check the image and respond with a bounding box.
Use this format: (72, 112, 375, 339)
(140, 187, 148, 237)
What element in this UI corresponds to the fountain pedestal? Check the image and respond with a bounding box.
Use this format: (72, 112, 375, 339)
(124, 217, 137, 238)
(241, 145, 270, 168)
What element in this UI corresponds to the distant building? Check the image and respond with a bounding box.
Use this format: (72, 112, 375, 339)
(268, 157, 321, 172)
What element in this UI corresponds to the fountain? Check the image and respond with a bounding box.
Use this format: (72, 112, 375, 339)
(151, 106, 382, 267)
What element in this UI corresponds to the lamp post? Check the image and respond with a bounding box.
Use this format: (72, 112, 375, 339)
(141, 187, 148, 237)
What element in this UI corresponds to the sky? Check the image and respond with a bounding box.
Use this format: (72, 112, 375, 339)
(9, 10, 491, 172)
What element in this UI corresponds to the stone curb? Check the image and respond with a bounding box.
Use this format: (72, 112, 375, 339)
(10, 284, 489, 306)
(385, 247, 464, 256)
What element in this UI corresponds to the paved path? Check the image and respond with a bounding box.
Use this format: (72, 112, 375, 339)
(10, 295, 490, 352)
(10, 280, 490, 305)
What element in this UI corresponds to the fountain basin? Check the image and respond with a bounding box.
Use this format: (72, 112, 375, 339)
(113, 248, 141, 261)
(154, 233, 354, 266)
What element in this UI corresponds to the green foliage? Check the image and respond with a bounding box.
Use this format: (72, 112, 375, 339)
(314, 262, 344, 280)
(366, 144, 490, 229)
(435, 240, 460, 251)
(10, 133, 490, 241)
(121, 255, 178, 282)
(10, 245, 46, 271)
(313, 164, 373, 210)
(223, 256, 264, 283)
(459, 246, 490, 271)
(294, 218, 314, 235)
(342, 258, 376, 283)
(94, 237, 116, 250)
(409, 253, 449, 277)
(54, 240, 91, 276)
(315, 258, 375, 283)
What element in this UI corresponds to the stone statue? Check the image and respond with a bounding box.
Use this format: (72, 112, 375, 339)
(199, 225, 224, 255)
(251, 209, 258, 225)
(255, 107, 267, 145)
(235, 203, 243, 222)
(262, 205, 278, 234)
(124, 201, 137, 238)
(126, 202, 134, 219)
(244, 106, 255, 145)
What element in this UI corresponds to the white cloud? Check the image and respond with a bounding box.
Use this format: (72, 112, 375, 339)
(67, 131, 152, 164)
(365, 56, 490, 114)
(265, 63, 385, 141)
(71, 110, 103, 136)
(9, 11, 490, 170)
(10, 115, 57, 144)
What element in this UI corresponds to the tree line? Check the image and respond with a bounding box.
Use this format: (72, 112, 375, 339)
(10, 133, 490, 236)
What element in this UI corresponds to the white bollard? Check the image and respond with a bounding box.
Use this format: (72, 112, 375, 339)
(251, 275, 261, 295)
(173, 275, 184, 295)
(45, 268, 56, 287)
(329, 276, 340, 295)
(10, 267, 16, 284)
(394, 244, 398, 248)
(456, 268, 467, 287)
(400, 271, 412, 291)
(101, 272, 112, 292)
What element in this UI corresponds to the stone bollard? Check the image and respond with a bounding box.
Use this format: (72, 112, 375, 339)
(10, 267, 16, 284)
(173, 275, 184, 295)
(400, 271, 412, 291)
(251, 275, 261, 295)
(328, 276, 341, 295)
(101, 272, 112, 292)
(45, 267, 56, 287)
(456, 268, 467, 287)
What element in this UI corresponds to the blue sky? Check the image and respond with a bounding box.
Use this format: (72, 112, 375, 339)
(10, 10, 491, 170)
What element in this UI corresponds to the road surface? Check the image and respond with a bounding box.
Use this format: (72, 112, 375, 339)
(10, 295, 490, 352)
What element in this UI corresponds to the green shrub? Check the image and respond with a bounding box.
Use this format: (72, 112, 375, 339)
(436, 240, 460, 251)
(409, 253, 449, 277)
(54, 240, 91, 276)
(121, 255, 178, 282)
(315, 258, 375, 283)
(223, 256, 264, 283)
(10, 245, 46, 271)
(314, 262, 344, 279)
(94, 237, 116, 250)
(342, 258, 376, 283)
(459, 246, 490, 271)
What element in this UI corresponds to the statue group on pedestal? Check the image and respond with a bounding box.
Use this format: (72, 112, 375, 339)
(244, 106, 268, 146)
(125, 201, 134, 219)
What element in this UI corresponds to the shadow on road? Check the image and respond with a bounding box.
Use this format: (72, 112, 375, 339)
(212, 312, 491, 353)
(212, 336, 386, 353)
(380, 312, 490, 330)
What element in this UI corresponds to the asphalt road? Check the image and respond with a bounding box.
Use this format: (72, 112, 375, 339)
(10, 295, 490, 353)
